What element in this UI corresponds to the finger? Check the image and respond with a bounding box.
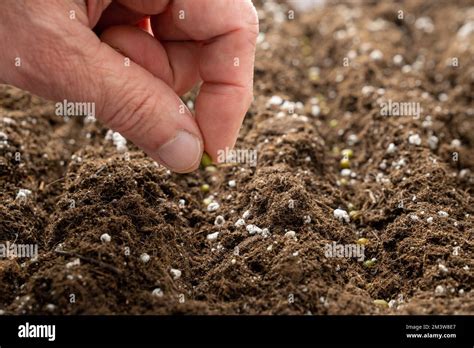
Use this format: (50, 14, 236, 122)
(86, 0, 112, 28)
(93, 1, 144, 33)
(116, 0, 169, 15)
(100, 25, 201, 95)
(92, 0, 169, 34)
(151, 0, 259, 160)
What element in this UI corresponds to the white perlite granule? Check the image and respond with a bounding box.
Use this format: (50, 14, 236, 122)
(16, 188, 32, 201)
(152, 288, 164, 297)
(170, 268, 182, 280)
(206, 232, 219, 241)
(242, 210, 251, 219)
(100, 233, 111, 243)
(386, 143, 397, 154)
(207, 202, 220, 212)
(214, 215, 225, 226)
(140, 253, 151, 263)
(246, 224, 262, 235)
(234, 219, 245, 227)
(333, 209, 350, 223)
(408, 134, 421, 146)
(111, 131, 127, 153)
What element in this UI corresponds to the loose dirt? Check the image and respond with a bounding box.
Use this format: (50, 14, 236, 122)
(0, 0, 473, 314)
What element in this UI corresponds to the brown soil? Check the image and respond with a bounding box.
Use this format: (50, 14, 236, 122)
(0, 0, 473, 315)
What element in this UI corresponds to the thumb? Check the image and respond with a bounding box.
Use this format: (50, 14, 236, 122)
(1, 3, 203, 173)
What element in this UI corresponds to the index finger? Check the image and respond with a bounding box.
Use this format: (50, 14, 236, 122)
(151, 0, 259, 161)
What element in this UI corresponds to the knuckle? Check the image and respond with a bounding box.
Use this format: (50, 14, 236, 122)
(101, 86, 159, 138)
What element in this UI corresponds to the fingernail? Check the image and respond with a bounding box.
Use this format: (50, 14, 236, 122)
(156, 131, 202, 173)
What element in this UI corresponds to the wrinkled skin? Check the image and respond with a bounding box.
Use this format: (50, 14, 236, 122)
(0, 0, 259, 172)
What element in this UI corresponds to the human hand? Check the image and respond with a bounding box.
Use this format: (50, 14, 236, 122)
(0, 0, 259, 172)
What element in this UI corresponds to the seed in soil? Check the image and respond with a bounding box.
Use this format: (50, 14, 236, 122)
(347, 203, 356, 211)
(340, 158, 350, 169)
(356, 238, 369, 246)
(364, 258, 377, 268)
(373, 299, 389, 308)
(205, 166, 217, 173)
(349, 210, 362, 221)
(338, 178, 349, 186)
(200, 152, 213, 168)
(203, 197, 213, 206)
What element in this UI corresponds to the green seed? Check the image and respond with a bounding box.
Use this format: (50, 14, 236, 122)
(340, 158, 350, 169)
(200, 152, 213, 168)
(363, 258, 377, 268)
(329, 119, 338, 128)
(347, 203, 356, 211)
(308, 67, 320, 82)
(202, 197, 212, 206)
(315, 94, 325, 102)
(356, 238, 369, 245)
(205, 166, 217, 173)
(302, 45, 312, 57)
(373, 299, 389, 308)
(339, 178, 349, 186)
(200, 184, 210, 193)
(350, 210, 362, 221)
(320, 100, 330, 115)
(341, 148, 353, 159)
